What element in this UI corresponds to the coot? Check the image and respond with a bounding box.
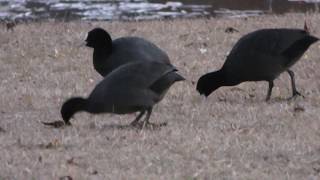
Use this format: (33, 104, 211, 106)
(60, 61, 184, 127)
(197, 28, 318, 100)
(86, 27, 171, 77)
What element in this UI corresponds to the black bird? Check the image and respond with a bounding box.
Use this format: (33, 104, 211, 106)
(58, 61, 184, 127)
(197, 28, 319, 101)
(85, 27, 171, 77)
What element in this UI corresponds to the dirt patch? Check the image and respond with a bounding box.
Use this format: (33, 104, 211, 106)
(0, 13, 320, 179)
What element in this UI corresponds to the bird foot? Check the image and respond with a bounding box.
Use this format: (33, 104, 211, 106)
(288, 91, 304, 100)
(130, 120, 141, 127)
(265, 97, 271, 102)
(143, 122, 167, 130)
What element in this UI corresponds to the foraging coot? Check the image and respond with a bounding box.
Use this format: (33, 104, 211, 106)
(57, 61, 184, 127)
(197, 28, 319, 101)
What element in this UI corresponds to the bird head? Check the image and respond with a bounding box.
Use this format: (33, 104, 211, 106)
(85, 27, 112, 49)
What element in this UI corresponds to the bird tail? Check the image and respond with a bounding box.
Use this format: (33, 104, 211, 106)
(306, 35, 319, 43)
(172, 72, 185, 82)
(150, 72, 185, 95)
(282, 34, 319, 61)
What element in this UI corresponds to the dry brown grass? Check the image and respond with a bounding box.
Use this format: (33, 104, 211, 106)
(1, 13, 320, 179)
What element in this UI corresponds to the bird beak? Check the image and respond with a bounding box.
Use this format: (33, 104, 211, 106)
(78, 40, 87, 47)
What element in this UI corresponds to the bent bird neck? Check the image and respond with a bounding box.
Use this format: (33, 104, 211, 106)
(219, 68, 239, 86)
(73, 98, 88, 113)
(61, 97, 88, 124)
(209, 69, 227, 86)
(199, 70, 227, 96)
(66, 97, 88, 116)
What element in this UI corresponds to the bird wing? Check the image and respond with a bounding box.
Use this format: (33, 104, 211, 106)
(229, 29, 308, 57)
(106, 88, 159, 108)
(223, 29, 311, 68)
(149, 71, 185, 95)
(112, 37, 171, 65)
(219, 29, 317, 81)
(104, 61, 177, 89)
(87, 87, 159, 114)
(88, 61, 176, 103)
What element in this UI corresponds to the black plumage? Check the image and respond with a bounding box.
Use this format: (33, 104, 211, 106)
(60, 61, 184, 126)
(197, 28, 319, 100)
(85, 27, 171, 77)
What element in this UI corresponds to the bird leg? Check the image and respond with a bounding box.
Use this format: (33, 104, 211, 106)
(142, 108, 153, 128)
(130, 110, 145, 126)
(141, 108, 167, 129)
(266, 80, 274, 101)
(287, 70, 303, 99)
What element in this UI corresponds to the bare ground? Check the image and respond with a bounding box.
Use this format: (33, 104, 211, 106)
(0, 13, 320, 180)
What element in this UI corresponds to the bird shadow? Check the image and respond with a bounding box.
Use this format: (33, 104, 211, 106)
(100, 122, 167, 131)
(41, 120, 167, 131)
(41, 121, 67, 128)
(100, 124, 134, 130)
(267, 95, 305, 104)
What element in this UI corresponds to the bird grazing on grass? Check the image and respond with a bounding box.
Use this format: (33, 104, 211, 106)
(85, 27, 171, 77)
(44, 61, 184, 128)
(197, 28, 319, 101)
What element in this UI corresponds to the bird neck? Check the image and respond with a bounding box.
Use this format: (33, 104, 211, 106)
(93, 46, 111, 61)
(61, 97, 88, 125)
(197, 69, 225, 97)
(206, 69, 227, 87)
(92, 47, 112, 72)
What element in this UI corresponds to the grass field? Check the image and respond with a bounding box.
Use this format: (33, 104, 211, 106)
(0, 13, 320, 179)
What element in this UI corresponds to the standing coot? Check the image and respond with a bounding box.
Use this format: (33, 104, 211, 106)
(85, 27, 171, 77)
(197, 28, 319, 100)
